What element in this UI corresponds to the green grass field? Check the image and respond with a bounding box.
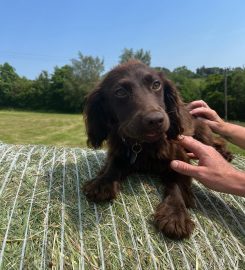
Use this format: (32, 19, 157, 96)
(0, 110, 87, 147)
(0, 110, 244, 155)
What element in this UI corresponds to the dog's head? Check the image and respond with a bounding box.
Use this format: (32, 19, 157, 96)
(84, 60, 184, 148)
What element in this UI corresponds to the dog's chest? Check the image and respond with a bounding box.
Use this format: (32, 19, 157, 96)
(129, 151, 170, 175)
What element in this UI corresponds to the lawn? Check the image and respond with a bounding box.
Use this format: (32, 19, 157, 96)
(0, 110, 86, 147)
(0, 110, 244, 155)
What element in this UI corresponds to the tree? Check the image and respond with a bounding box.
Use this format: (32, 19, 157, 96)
(0, 63, 20, 106)
(1, 56, 244, 120)
(49, 65, 73, 111)
(154, 66, 171, 76)
(71, 52, 104, 83)
(228, 69, 245, 120)
(196, 66, 225, 77)
(173, 66, 196, 78)
(200, 74, 228, 118)
(119, 48, 151, 66)
(167, 66, 201, 102)
(11, 77, 33, 108)
(63, 52, 104, 112)
(29, 71, 51, 109)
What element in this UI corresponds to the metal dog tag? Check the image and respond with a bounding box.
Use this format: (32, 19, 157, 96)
(130, 151, 138, 164)
(130, 143, 142, 164)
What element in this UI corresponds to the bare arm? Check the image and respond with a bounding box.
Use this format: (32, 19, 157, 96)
(188, 100, 245, 149)
(218, 122, 245, 149)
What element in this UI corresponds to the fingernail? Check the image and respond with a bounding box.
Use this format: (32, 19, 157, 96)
(177, 134, 185, 140)
(201, 101, 207, 107)
(171, 160, 179, 168)
(196, 117, 205, 121)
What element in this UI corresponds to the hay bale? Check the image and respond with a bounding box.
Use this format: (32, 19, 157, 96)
(0, 143, 244, 269)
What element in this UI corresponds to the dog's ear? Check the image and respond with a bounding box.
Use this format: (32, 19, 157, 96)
(84, 86, 109, 148)
(163, 78, 184, 139)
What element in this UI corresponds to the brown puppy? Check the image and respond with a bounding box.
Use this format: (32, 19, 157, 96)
(83, 60, 232, 240)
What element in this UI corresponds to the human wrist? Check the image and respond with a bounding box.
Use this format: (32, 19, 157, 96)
(229, 169, 245, 196)
(217, 122, 230, 137)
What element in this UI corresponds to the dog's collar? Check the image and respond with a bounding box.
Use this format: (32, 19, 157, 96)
(122, 137, 142, 164)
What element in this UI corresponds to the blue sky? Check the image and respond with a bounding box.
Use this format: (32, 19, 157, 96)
(1, 0, 245, 79)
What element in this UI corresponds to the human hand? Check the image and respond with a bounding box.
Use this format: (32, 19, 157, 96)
(187, 100, 226, 135)
(170, 135, 241, 194)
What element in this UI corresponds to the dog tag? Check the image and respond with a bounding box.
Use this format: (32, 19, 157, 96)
(130, 151, 138, 164)
(130, 143, 142, 164)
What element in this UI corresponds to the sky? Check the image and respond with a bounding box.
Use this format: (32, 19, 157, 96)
(1, 0, 245, 79)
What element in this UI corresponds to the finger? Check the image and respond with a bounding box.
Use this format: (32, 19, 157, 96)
(196, 118, 219, 131)
(186, 153, 198, 159)
(170, 160, 204, 178)
(190, 107, 217, 120)
(176, 135, 207, 156)
(187, 100, 209, 110)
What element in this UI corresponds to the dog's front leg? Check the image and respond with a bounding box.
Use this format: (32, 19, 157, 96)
(83, 157, 127, 203)
(154, 172, 195, 240)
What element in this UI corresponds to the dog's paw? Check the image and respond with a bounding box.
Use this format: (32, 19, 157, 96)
(83, 179, 120, 203)
(154, 202, 195, 240)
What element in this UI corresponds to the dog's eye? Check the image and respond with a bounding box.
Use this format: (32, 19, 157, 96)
(114, 88, 128, 98)
(152, 80, 161, 91)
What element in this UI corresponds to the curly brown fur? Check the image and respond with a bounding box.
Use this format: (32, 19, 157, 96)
(83, 60, 232, 240)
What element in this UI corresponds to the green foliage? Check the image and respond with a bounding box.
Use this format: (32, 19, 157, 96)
(200, 74, 226, 117)
(228, 70, 245, 120)
(119, 48, 151, 66)
(64, 52, 104, 112)
(0, 52, 104, 113)
(1, 50, 245, 120)
(154, 66, 171, 76)
(173, 66, 196, 78)
(200, 71, 245, 120)
(196, 66, 225, 77)
(48, 65, 73, 111)
(169, 68, 201, 102)
(0, 63, 20, 106)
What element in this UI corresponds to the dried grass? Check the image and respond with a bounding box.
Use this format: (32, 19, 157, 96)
(0, 142, 244, 269)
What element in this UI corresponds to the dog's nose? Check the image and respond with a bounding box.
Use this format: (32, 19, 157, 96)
(143, 112, 164, 128)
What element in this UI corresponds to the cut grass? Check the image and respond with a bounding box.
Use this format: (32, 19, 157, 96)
(0, 143, 244, 269)
(0, 111, 244, 269)
(0, 110, 86, 147)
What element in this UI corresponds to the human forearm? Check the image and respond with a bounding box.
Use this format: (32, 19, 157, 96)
(227, 169, 245, 196)
(218, 122, 245, 149)
(189, 101, 245, 149)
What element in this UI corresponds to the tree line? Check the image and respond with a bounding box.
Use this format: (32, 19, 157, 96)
(0, 48, 245, 120)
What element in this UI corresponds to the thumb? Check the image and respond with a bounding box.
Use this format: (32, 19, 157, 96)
(170, 160, 202, 178)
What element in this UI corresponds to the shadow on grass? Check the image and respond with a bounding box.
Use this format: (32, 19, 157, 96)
(43, 152, 245, 268)
(49, 158, 245, 244)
